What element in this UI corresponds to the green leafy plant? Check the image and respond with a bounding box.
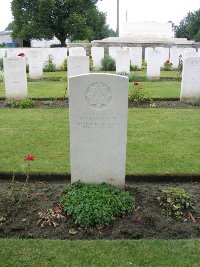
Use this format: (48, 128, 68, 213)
(129, 82, 150, 104)
(130, 64, 139, 71)
(60, 59, 67, 71)
(18, 155, 35, 205)
(101, 55, 116, 71)
(185, 99, 200, 106)
(163, 60, 173, 71)
(61, 181, 134, 228)
(19, 99, 35, 109)
(43, 55, 56, 72)
(43, 100, 54, 106)
(4, 100, 19, 108)
(157, 187, 192, 220)
(26, 64, 29, 73)
(0, 57, 3, 70)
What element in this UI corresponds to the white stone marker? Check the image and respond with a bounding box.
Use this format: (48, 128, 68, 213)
(3, 57, 27, 99)
(69, 73, 129, 188)
(67, 56, 89, 78)
(109, 47, 121, 61)
(180, 57, 200, 99)
(147, 50, 161, 80)
(155, 47, 170, 67)
(129, 47, 142, 69)
(170, 47, 185, 68)
(29, 49, 43, 79)
(183, 50, 198, 60)
(116, 50, 130, 74)
(69, 47, 86, 56)
(91, 47, 104, 70)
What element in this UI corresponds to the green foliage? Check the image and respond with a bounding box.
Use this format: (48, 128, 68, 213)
(4, 100, 19, 108)
(60, 59, 67, 71)
(0, 43, 6, 48)
(61, 181, 134, 227)
(19, 99, 35, 109)
(129, 73, 146, 82)
(158, 187, 192, 220)
(11, 0, 112, 45)
(163, 60, 173, 71)
(176, 8, 200, 41)
(5, 22, 14, 31)
(130, 64, 139, 71)
(43, 55, 56, 72)
(185, 99, 200, 106)
(101, 55, 116, 71)
(0, 58, 3, 70)
(129, 83, 150, 104)
(26, 64, 29, 73)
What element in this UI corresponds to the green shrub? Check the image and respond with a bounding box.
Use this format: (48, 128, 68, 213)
(0, 57, 3, 70)
(4, 100, 19, 108)
(185, 99, 200, 106)
(157, 187, 192, 220)
(26, 64, 29, 73)
(43, 55, 56, 72)
(129, 73, 146, 82)
(129, 82, 150, 104)
(60, 59, 67, 71)
(130, 64, 139, 71)
(101, 55, 116, 71)
(61, 181, 134, 227)
(163, 60, 173, 71)
(19, 99, 35, 109)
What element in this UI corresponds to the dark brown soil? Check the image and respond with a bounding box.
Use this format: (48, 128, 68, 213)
(0, 99, 200, 109)
(1, 179, 200, 240)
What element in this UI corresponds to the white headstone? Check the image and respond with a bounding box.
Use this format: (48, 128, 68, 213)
(109, 47, 122, 61)
(69, 47, 86, 56)
(91, 47, 104, 70)
(145, 47, 153, 61)
(183, 50, 198, 60)
(69, 73, 129, 188)
(28, 49, 43, 79)
(3, 57, 28, 99)
(147, 50, 161, 80)
(116, 50, 130, 74)
(155, 47, 170, 67)
(67, 56, 89, 78)
(170, 47, 185, 68)
(129, 47, 142, 69)
(181, 57, 200, 99)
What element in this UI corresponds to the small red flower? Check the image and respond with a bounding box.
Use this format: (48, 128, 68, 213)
(134, 82, 139, 85)
(24, 155, 35, 161)
(18, 52, 25, 57)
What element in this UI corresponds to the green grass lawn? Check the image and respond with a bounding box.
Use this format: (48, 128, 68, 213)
(0, 108, 199, 175)
(0, 70, 181, 99)
(0, 239, 200, 267)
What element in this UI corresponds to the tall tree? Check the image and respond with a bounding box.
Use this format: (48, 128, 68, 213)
(11, 0, 112, 46)
(176, 8, 200, 42)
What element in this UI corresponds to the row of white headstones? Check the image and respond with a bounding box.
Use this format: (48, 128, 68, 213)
(2, 46, 200, 99)
(2, 48, 200, 187)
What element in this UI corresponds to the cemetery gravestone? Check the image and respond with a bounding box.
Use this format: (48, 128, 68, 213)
(29, 49, 43, 79)
(91, 47, 104, 70)
(180, 57, 200, 99)
(109, 47, 122, 62)
(69, 73, 129, 188)
(129, 47, 142, 69)
(147, 50, 161, 80)
(3, 57, 27, 99)
(116, 50, 130, 74)
(69, 47, 86, 56)
(67, 56, 89, 78)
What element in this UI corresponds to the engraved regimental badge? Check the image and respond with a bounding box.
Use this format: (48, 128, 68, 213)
(85, 82, 112, 110)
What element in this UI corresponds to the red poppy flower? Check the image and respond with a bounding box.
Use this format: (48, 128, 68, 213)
(24, 155, 35, 161)
(134, 82, 139, 85)
(18, 52, 25, 57)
